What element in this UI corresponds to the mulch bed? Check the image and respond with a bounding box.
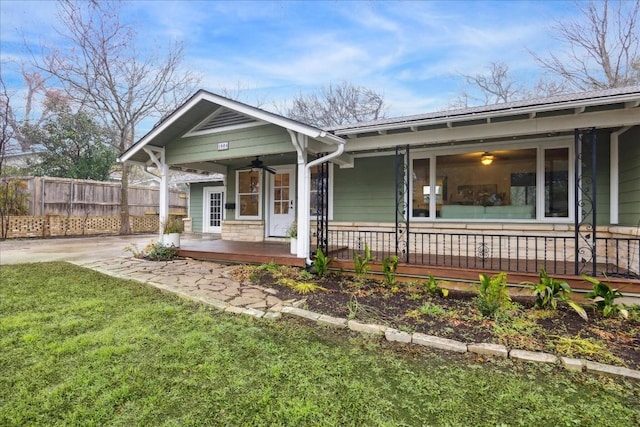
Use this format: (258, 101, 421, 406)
(247, 269, 640, 371)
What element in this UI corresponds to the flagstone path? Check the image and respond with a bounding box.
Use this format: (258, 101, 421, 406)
(73, 257, 302, 319)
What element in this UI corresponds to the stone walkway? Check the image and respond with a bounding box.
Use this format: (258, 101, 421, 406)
(73, 257, 302, 319)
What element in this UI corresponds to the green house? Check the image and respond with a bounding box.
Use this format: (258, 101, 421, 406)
(120, 86, 640, 279)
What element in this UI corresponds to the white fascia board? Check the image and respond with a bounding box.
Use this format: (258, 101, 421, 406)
(343, 108, 640, 152)
(120, 93, 209, 162)
(120, 89, 345, 162)
(335, 93, 640, 136)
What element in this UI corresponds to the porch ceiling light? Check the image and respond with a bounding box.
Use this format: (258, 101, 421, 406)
(481, 152, 495, 166)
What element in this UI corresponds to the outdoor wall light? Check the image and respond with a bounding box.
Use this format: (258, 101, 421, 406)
(481, 152, 495, 166)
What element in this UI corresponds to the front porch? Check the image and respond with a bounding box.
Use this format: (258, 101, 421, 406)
(178, 235, 305, 267)
(177, 232, 640, 295)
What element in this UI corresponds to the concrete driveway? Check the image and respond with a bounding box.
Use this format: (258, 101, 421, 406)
(0, 234, 159, 265)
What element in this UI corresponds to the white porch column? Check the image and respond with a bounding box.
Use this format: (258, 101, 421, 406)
(288, 130, 309, 259)
(143, 146, 168, 239)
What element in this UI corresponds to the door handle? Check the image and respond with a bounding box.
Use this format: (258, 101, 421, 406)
(290, 200, 294, 209)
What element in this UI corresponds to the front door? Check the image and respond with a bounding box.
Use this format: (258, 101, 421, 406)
(268, 166, 295, 237)
(203, 188, 224, 233)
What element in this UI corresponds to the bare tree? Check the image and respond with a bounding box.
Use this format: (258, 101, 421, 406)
(532, 0, 640, 90)
(453, 62, 526, 108)
(282, 81, 388, 128)
(451, 62, 572, 109)
(32, 0, 199, 233)
(0, 76, 12, 174)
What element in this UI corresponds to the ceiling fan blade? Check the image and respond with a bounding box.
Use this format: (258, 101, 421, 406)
(263, 166, 276, 174)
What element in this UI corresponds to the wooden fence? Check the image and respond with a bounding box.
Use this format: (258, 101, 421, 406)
(20, 176, 187, 216)
(1, 176, 187, 239)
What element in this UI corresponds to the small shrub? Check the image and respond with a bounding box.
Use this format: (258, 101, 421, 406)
(553, 337, 623, 366)
(418, 302, 446, 316)
(123, 242, 146, 259)
(124, 241, 177, 261)
(313, 248, 333, 278)
(529, 268, 587, 321)
(381, 255, 398, 286)
(423, 275, 449, 297)
(476, 272, 512, 317)
(277, 278, 326, 294)
(583, 275, 629, 319)
(0, 178, 29, 239)
(162, 216, 183, 234)
(353, 244, 373, 278)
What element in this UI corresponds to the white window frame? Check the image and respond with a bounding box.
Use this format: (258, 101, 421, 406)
(235, 169, 263, 220)
(409, 137, 574, 222)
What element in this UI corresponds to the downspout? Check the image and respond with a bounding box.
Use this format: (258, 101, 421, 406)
(610, 126, 631, 225)
(287, 130, 345, 264)
(303, 140, 344, 264)
(288, 130, 308, 260)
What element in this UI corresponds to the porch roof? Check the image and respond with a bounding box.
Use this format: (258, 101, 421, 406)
(119, 90, 345, 165)
(331, 85, 640, 138)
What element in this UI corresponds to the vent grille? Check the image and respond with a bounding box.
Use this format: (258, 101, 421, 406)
(195, 108, 257, 132)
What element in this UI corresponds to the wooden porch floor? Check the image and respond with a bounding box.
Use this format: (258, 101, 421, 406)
(178, 239, 306, 267)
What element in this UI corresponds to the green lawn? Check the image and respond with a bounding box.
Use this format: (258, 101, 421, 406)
(1, 263, 638, 426)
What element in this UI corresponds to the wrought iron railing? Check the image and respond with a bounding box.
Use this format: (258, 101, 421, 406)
(327, 229, 640, 279)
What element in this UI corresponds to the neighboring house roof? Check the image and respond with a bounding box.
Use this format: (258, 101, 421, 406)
(330, 85, 640, 137)
(119, 90, 345, 165)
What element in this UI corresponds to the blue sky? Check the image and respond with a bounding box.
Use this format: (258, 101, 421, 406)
(1, 0, 578, 130)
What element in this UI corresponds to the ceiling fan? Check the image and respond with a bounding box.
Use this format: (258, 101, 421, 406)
(241, 156, 276, 174)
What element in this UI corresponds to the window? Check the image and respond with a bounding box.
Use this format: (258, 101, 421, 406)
(411, 158, 431, 217)
(310, 164, 333, 219)
(411, 144, 571, 221)
(236, 170, 261, 219)
(544, 147, 569, 218)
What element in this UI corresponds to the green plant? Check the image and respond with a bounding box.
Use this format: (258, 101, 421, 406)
(124, 240, 177, 260)
(529, 268, 587, 321)
(313, 248, 333, 277)
(124, 242, 146, 259)
(162, 216, 183, 234)
(423, 275, 449, 297)
(347, 294, 360, 319)
(418, 302, 446, 316)
(381, 255, 398, 286)
(145, 241, 178, 261)
(286, 221, 297, 238)
(353, 243, 373, 278)
(0, 178, 29, 239)
(277, 277, 326, 294)
(583, 275, 629, 319)
(476, 272, 512, 317)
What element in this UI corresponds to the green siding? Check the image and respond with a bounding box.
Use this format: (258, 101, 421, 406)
(189, 182, 224, 233)
(333, 156, 396, 222)
(619, 126, 640, 226)
(580, 131, 611, 226)
(595, 131, 611, 226)
(166, 124, 293, 164)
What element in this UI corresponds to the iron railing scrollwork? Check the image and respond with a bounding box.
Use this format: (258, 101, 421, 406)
(395, 145, 410, 262)
(315, 153, 329, 255)
(575, 128, 597, 276)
